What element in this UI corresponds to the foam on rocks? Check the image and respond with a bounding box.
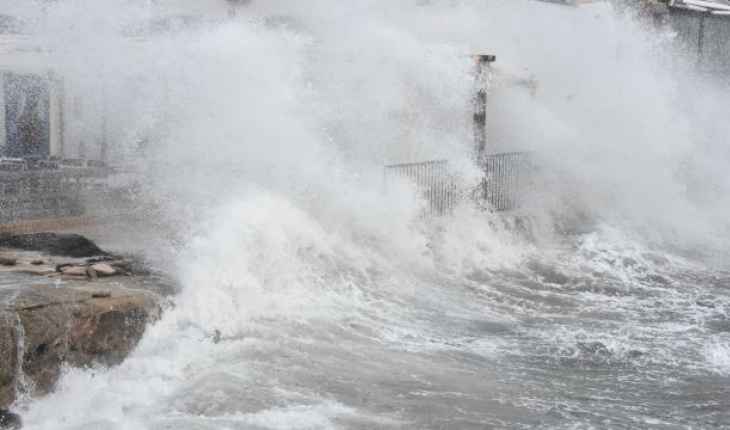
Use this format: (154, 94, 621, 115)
(0, 233, 172, 423)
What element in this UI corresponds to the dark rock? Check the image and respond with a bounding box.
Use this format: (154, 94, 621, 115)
(696, 295, 717, 309)
(528, 261, 570, 285)
(0, 233, 108, 258)
(0, 316, 17, 408)
(622, 257, 638, 268)
(17, 304, 81, 394)
(3, 291, 159, 401)
(627, 350, 645, 359)
(0, 409, 21, 430)
(0, 258, 16, 267)
(69, 294, 157, 366)
(30, 259, 43, 266)
(90, 290, 111, 298)
(641, 274, 670, 285)
(111, 260, 151, 276)
(576, 341, 611, 358)
(1, 262, 168, 410)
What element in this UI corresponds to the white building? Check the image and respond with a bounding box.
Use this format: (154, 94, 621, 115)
(0, 1, 245, 162)
(0, 17, 64, 160)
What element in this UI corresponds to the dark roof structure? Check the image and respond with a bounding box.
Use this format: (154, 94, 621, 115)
(667, 0, 730, 14)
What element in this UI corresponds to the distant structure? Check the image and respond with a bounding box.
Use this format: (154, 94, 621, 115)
(623, 0, 730, 75)
(0, 1, 247, 162)
(0, 19, 64, 160)
(384, 55, 537, 217)
(663, 0, 730, 74)
(534, 0, 606, 5)
(0, 1, 249, 228)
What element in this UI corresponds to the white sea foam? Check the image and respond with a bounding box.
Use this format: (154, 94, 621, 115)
(704, 337, 730, 376)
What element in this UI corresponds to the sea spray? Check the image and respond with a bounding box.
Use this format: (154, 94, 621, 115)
(4, 1, 730, 429)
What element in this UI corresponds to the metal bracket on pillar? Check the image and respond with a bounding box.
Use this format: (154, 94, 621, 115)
(472, 55, 495, 162)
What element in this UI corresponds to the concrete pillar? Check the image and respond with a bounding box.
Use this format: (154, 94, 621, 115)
(98, 89, 108, 162)
(49, 72, 64, 158)
(0, 75, 5, 156)
(472, 54, 495, 158)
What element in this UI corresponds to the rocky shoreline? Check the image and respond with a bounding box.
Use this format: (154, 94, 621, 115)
(0, 233, 172, 429)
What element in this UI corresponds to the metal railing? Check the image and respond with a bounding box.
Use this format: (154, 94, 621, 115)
(478, 151, 536, 212)
(384, 160, 462, 217)
(384, 152, 537, 217)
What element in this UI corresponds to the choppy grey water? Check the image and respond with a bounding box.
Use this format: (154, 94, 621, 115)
(11, 226, 729, 430)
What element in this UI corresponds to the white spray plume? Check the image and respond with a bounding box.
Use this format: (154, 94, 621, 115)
(3, 0, 730, 262)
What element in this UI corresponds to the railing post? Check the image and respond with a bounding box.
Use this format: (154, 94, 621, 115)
(697, 14, 706, 70)
(472, 55, 496, 160)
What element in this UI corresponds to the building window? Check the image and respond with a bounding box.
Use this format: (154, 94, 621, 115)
(3, 73, 50, 159)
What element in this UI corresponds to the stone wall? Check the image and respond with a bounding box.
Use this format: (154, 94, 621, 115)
(0, 161, 138, 224)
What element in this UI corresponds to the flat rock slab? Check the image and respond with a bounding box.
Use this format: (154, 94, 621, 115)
(60, 266, 87, 277)
(0, 250, 151, 281)
(89, 263, 115, 277)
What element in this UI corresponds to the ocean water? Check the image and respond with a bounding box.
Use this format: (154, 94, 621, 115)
(4, 1, 730, 429)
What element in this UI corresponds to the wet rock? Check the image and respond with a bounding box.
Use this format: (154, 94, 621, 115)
(0, 316, 17, 408)
(528, 261, 570, 285)
(622, 257, 638, 268)
(696, 295, 716, 309)
(0, 233, 108, 258)
(9, 266, 56, 277)
(61, 266, 88, 277)
(212, 329, 222, 344)
(0, 409, 21, 430)
(69, 293, 157, 366)
(17, 303, 81, 394)
(0, 236, 170, 410)
(111, 260, 151, 276)
(627, 350, 645, 359)
(90, 290, 112, 298)
(0, 258, 16, 267)
(642, 274, 670, 285)
(576, 341, 611, 358)
(90, 263, 115, 278)
(2, 289, 160, 401)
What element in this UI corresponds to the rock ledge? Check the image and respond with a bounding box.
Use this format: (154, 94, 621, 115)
(0, 234, 170, 426)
